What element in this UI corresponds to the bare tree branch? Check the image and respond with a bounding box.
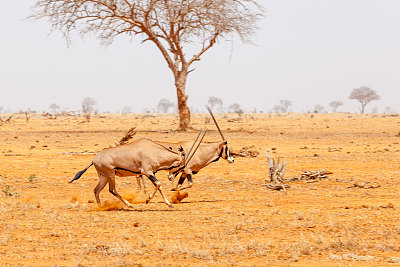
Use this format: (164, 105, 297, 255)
(29, 0, 264, 130)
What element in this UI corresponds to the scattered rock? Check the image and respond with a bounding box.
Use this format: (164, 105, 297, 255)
(231, 145, 259, 157)
(351, 180, 380, 189)
(341, 253, 375, 261)
(328, 254, 342, 260)
(380, 203, 395, 209)
(388, 257, 400, 263)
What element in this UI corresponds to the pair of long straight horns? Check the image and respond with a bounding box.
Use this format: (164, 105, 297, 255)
(206, 105, 226, 142)
(184, 129, 207, 166)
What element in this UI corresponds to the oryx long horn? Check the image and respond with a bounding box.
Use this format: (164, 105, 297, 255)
(185, 130, 207, 166)
(206, 105, 226, 142)
(185, 130, 204, 161)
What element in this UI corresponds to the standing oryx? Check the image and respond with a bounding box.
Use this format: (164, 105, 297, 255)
(137, 106, 234, 191)
(70, 137, 203, 208)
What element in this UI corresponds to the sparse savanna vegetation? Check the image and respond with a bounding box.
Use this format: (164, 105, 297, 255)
(0, 113, 400, 265)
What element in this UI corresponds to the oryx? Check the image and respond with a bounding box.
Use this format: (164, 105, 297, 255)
(137, 106, 234, 191)
(70, 137, 203, 208)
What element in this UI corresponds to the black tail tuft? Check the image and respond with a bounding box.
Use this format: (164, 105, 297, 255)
(70, 163, 93, 183)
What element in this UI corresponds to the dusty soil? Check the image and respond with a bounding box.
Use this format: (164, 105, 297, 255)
(1, 113, 400, 266)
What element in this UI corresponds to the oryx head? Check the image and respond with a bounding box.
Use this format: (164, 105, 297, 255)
(206, 105, 234, 163)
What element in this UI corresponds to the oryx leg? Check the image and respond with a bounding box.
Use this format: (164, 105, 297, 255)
(136, 175, 144, 192)
(136, 175, 147, 193)
(172, 173, 194, 191)
(171, 173, 186, 191)
(136, 176, 142, 191)
(107, 172, 134, 208)
(146, 174, 173, 208)
(94, 174, 108, 205)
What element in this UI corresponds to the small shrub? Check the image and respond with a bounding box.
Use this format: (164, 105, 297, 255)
(2, 185, 20, 197)
(28, 174, 36, 183)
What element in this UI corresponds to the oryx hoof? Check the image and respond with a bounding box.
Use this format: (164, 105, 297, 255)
(171, 186, 182, 191)
(168, 204, 174, 208)
(145, 198, 150, 204)
(126, 204, 134, 209)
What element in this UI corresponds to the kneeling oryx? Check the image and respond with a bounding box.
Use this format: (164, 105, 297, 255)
(137, 106, 234, 192)
(70, 137, 203, 208)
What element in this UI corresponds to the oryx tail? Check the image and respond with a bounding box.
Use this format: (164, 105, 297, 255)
(70, 162, 93, 183)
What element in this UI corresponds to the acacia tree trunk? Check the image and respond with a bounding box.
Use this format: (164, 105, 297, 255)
(360, 102, 366, 114)
(175, 71, 191, 131)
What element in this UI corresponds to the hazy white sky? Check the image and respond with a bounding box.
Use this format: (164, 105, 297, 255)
(1, 1, 399, 113)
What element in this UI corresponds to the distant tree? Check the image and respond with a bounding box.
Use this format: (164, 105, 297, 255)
(371, 107, 378, 113)
(156, 99, 175, 113)
(81, 97, 97, 121)
(328, 100, 343, 113)
(30, 0, 264, 131)
(272, 105, 285, 113)
(208, 96, 223, 110)
(82, 97, 97, 114)
(272, 99, 292, 113)
(49, 103, 60, 113)
(384, 106, 396, 114)
(279, 99, 292, 112)
(121, 106, 132, 115)
(0, 106, 3, 113)
(228, 103, 244, 116)
(349, 86, 380, 114)
(314, 104, 325, 114)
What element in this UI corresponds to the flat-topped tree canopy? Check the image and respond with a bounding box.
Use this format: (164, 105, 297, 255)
(30, 0, 264, 130)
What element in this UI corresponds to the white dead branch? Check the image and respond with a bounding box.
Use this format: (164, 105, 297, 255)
(263, 149, 289, 192)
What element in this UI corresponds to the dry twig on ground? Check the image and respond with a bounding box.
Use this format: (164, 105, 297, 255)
(299, 170, 332, 181)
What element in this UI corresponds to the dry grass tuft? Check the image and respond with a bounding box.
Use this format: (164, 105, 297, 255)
(171, 191, 189, 204)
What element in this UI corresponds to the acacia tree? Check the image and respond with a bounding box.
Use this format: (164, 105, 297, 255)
(207, 96, 223, 110)
(156, 98, 174, 113)
(314, 104, 325, 114)
(349, 86, 380, 114)
(279, 99, 292, 112)
(328, 100, 343, 113)
(30, 0, 263, 131)
(49, 103, 60, 113)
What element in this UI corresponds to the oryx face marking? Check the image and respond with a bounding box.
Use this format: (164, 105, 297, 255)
(223, 145, 235, 163)
(219, 142, 234, 163)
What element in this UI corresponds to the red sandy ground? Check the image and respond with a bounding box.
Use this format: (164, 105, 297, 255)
(0, 113, 400, 266)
